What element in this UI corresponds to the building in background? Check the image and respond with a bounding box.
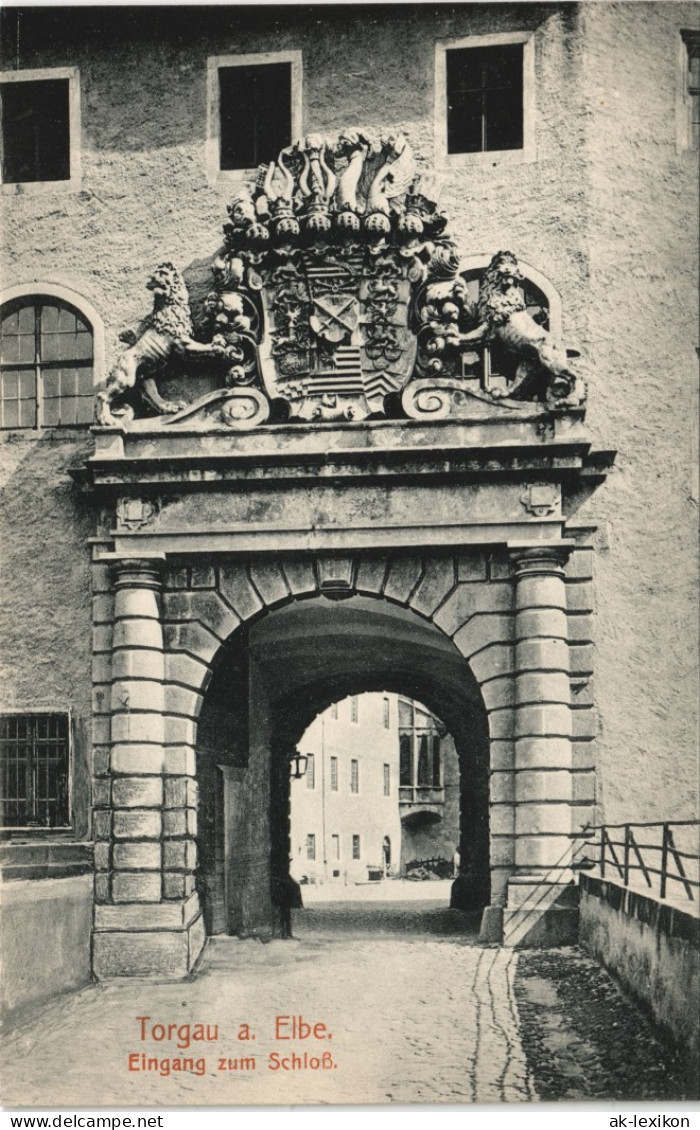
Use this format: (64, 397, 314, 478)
(289, 693, 460, 884)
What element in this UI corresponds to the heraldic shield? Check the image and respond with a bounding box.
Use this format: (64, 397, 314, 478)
(96, 128, 586, 430)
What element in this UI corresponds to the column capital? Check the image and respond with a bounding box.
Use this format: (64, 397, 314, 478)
(508, 540, 575, 578)
(105, 555, 166, 591)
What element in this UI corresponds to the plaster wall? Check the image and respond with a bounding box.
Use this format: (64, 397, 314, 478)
(0, 0, 697, 846)
(579, 875, 700, 1092)
(0, 876, 93, 1019)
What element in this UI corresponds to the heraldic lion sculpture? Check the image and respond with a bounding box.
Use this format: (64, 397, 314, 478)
(464, 250, 584, 409)
(96, 263, 202, 425)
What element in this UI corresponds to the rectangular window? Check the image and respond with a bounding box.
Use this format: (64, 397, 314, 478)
(447, 43, 523, 154)
(399, 732, 412, 786)
(432, 736, 441, 787)
(330, 702, 338, 720)
(436, 34, 535, 166)
(350, 759, 359, 794)
(306, 752, 315, 790)
(383, 763, 391, 797)
(352, 834, 361, 860)
(383, 696, 390, 728)
(350, 696, 358, 723)
(330, 756, 338, 792)
(0, 713, 70, 828)
(306, 833, 316, 861)
(331, 834, 340, 861)
(1, 68, 80, 191)
(208, 52, 302, 180)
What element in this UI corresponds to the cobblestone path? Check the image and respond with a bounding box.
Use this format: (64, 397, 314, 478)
(1, 898, 687, 1107)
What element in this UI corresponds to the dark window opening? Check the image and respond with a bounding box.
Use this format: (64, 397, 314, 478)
(219, 63, 291, 170)
(399, 733, 412, 786)
(446, 44, 523, 154)
(417, 734, 431, 786)
(432, 736, 441, 787)
(0, 713, 70, 828)
(0, 297, 94, 429)
(1, 78, 70, 183)
(352, 834, 361, 860)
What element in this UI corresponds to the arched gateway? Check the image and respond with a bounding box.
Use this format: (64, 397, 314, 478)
(87, 130, 611, 977)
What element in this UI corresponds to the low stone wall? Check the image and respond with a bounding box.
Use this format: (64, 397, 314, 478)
(579, 874, 699, 1093)
(1, 847, 94, 1024)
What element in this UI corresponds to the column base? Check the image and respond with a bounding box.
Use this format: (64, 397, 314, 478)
(478, 905, 504, 943)
(93, 893, 205, 977)
(502, 877, 579, 947)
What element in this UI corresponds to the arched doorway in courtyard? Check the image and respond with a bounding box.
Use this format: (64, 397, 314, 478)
(195, 594, 490, 939)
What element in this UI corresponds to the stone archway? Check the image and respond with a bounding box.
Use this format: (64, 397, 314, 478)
(195, 593, 491, 939)
(92, 538, 589, 976)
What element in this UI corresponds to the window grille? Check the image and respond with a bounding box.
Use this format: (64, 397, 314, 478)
(306, 752, 315, 789)
(0, 713, 70, 828)
(383, 697, 390, 728)
(306, 833, 316, 861)
(330, 756, 338, 792)
(383, 763, 391, 796)
(446, 44, 523, 154)
(352, 834, 361, 860)
(0, 297, 94, 428)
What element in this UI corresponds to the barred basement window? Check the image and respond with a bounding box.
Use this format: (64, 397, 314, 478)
(0, 297, 94, 428)
(0, 713, 70, 828)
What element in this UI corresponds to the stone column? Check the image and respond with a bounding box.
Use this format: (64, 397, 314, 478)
(504, 542, 579, 945)
(92, 558, 204, 977)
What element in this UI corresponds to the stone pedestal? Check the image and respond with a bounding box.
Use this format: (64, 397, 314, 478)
(92, 558, 205, 977)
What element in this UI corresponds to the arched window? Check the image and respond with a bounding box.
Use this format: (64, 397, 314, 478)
(0, 295, 94, 428)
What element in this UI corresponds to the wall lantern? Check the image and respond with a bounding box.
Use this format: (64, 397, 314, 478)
(289, 750, 308, 779)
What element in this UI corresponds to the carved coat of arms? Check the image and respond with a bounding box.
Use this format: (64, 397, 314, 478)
(96, 129, 585, 430)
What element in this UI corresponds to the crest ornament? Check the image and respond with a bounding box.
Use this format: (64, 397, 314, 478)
(96, 129, 587, 431)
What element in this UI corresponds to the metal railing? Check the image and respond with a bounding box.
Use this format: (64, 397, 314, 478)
(574, 820, 700, 905)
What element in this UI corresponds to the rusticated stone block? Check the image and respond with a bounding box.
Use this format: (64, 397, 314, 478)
(113, 618, 163, 651)
(570, 643, 595, 677)
(489, 739, 514, 770)
(163, 809, 197, 837)
(281, 559, 317, 597)
(515, 704, 572, 739)
(383, 556, 423, 604)
(490, 804, 515, 835)
(218, 563, 264, 621)
(164, 777, 197, 809)
(568, 614, 593, 643)
(515, 736, 573, 770)
(516, 769, 574, 803)
(514, 835, 573, 869)
(516, 671, 571, 706)
(93, 625, 113, 654)
(165, 684, 203, 720)
(92, 778, 111, 807)
(409, 556, 455, 617)
(92, 654, 112, 685)
(94, 874, 110, 903)
(488, 708, 515, 740)
(113, 842, 161, 870)
(114, 589, 160, 620)
(190, 564, 217, 590)
(164, 715, 196, 745)
(248, 562, 289, 607)
(433, 582, 511, 637)
(515, 607, 568, 641)
(572, 707, 598, 739)
(92, 717, 111, 746)
(354, 555, 388, 596)
(111, 872, 162, 902)
(189, 591, 240, 642)
(565, 548, 594, 580)
(93, 810, 111, 840)
(112, 777, 163, 807)
(162, 590, 192, 621)
(490, 771, 515, 803)
(572, 739, 596, 771)
(516, 637, 569, 673)
(92, 594, 114, 625)
(112, 712, 165, 745)
(91, 684, 110, 717)
(112, 649, 163, 681)
(91, 562, 112, 594)
(480, 676, 515, 711)
(490, 836, 516, 868)
(457, 552, 487, 582)
(92, 746, 110, 777)
(111, 680, 164, 714)
(162, 621, 219, 665)
(516, 575, 567, 611)
(165, 652, 210, 694)
(94, 842, 110, 871)
(454, 613, 514, 658)
(113, 810, 162, 839)
(163, 873, 187, 900)
(468, 643, 513, 685)
(566, 581, 594, 614)
(163, 565, 189, 591)
(162, 746, 196, 775)
(110, 743, 165, 775)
